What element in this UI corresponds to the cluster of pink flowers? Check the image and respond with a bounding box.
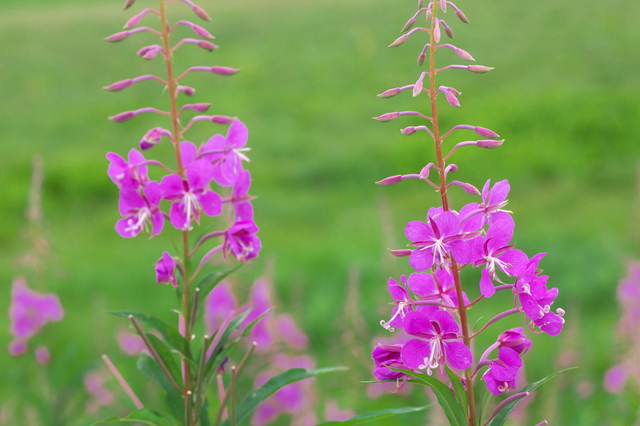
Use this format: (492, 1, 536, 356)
(369, 1, 565, 419)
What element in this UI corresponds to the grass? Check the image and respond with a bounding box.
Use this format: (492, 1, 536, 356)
(1, 0, 639, 424)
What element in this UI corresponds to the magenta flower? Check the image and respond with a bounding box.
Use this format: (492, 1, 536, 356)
(242, 278, 273, 349)
(372, 343, 409, 381)
(401, 310, 472, 375)
(200, 120, 250, 187)
(107, 148, 149, 189)
(155, 251, 178, 287)
(275, 314, 308, 349)
(223, 219, 261, 262)
(470, 219, 528, 298)
(228, 170, 254, 222)
(8, 277, 64, 355)
(115, 181, 164, 238)
(204, 281, 238, 334)
(160, 159, 222, 230)
(409, 269, 468, 308)
(405, 211, 470, 271)
(482, 347, 522, 395)
(380, 275, 412, 331)
(497, 327, 532, 355)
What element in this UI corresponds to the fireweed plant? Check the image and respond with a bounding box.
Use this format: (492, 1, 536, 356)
(98, 1, 338, 425)
(370, 1, 571, 425)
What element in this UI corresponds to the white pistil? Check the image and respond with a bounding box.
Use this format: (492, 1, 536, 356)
(181, 191, 201, 230)
(125, 207, 151, 234)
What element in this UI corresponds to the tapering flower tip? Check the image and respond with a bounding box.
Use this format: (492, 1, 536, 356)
(177, 85, 195, 96)
(477, 139, 504, 148)
(389, 34, 409, 48)
(109, 111, 135, 122)
(452, 180, 480, 195)
(138, 45, 163, 60)
(412, 81, 423, 97)
(192, 6, 212, 21)
(123, 0, 135, 9)
(401, 126, 417, 135)
(474, 126, 500, 139)
(440, 0, 447, 13)
(197, 40, 218, 51)
(179, 21, 215, 39)
(402, 17, 417, 32)
(376, 175, 403, 185)
(105, 31, 130, 42)
(211, 66, 239, 76)
(442, 21, 454, 39)
(417, 51, 426, 66)
(433, 19, 441, 43)
(417, 0, 424, 8)
(377, 87, 401, 98)
(389, 248, 412, 257)
(456, 48, 475, 62)
(374, 112, 400, 122)
(124, 15, 142, 29)
(186, 103, 211, 112)
(455, 9, 470, 24)
(444, 90, 460, 107)
(104, 79, 133, 91)
(419, 164, 432, 179)
(468, 65, 495, 74)
(140, 127, 171, 150)
(212, 115, 237, 124)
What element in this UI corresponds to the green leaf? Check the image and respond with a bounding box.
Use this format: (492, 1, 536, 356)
(221, 367, 347, 426)
(316, 405, 430, 425)
(89, 408, 180, 426)
(486, 367, 577, 426)
(111, 311, 190, 358)
(445, 365, 468, 414)
(195, 263, 243, 299)
(390, 368, 467, 426)
(146, 333, 182, 388)
(137, 352, 185, 421)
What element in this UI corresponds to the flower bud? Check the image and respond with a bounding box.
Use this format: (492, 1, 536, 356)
(123, 0, 135, 10)
(497, 328, 532, 355)
(124, 15, 142, 29)
(402, 17, 416, 32)
(389, 34, 409, 48)
(192, 6, 211, 21)
(417, 51, 426, 66)
(456, 9, 470, 24)
(468, 65, 495, 74)
(212, 115, 237, 124)
(138, 45, 162, 60)
(376, 175, 403, 186)
(401, 126, 417, 135)
(373, 112, 400, 122)
(211, 66, 239, 76)
(451, 180, 480, 195)
(198, 40, 218, 51)
(177, 85, 195, 96)
(456, 48, 475, 62)
(140, 127, 170, 150)
(109, 111, 135, 122)
(433, 19, 441, 43)
(389, 249, 412, 257)
(444, 90, 460, 107)
(104, 79, 133, 91)
(474, 126, 500, 139)
(377, 87, 401, 98)
(442, 21, 454, 39)
(417, 0, 424, 8)
(191, 23, 214, 39)
(412, 80, 423, 97)
(440, 0, 447, 13)
(477, 139, 504, 148)
(185, 103, 211, 112)
(105, 31, 130, 42)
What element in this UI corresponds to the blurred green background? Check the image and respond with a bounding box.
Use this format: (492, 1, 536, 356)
(1, 0, 639, 424)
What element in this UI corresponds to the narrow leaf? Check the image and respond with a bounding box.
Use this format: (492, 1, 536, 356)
(137, 352, 185, 421)
(89, 408, 180, 426)
(316, 405, 430, 425)
(486, 367, 577, 426)
(195, 264, 242, 298)
(445, 365, 468, 414)
(221, 367, 347, 426)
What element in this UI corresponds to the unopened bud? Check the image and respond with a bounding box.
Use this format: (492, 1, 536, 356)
(417, 52, 426, 66)
(188, 103, 211, 112)
(192, 6, 211, 21)
(104, 79, 133, 91)
(389, 34, 409, 48)
(456, 9, 470, 24)
(402, 17, 416, 32)
(140, 127, 170, 150)
(110, 111, 135, 122)
(377, 87, 401, 98)
(442, 21, 454, 39)
(211, 66, 239, 76)
(138, 45, 162, 60)
(376, 175, 403, 186)
(373, 112, 400, 122)
(474, 126, 500, 139)
(477, 139, 504, 148)
(452, 181, 480, 195)
(105, 31, 130, 42)
(198, 40, 218, 51)
(177, 85, 195, 96)
(444, 90, 460, 107)
(123, 0, 135, 9)
(191, 24, 214, 39)
(401, 127, 417, 135)
(389, 249, 412, 257)
(468, 65, 494, 74)
(212, 115, 237, 124)
(412, 80, 423, 97)
(124, 15, 142, 29)
(433, 20, 441, 43)
(417, 0, 424, 8)
(440, 0, 447, 13)
(456, 48, 475, 62)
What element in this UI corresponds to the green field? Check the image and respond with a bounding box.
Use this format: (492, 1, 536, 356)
(1, 0, 640, 424)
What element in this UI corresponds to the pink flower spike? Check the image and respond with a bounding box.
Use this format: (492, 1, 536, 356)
(175, 20, 215, 39)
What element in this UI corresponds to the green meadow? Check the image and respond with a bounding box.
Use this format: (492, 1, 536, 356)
(1, 0, 639, 424)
